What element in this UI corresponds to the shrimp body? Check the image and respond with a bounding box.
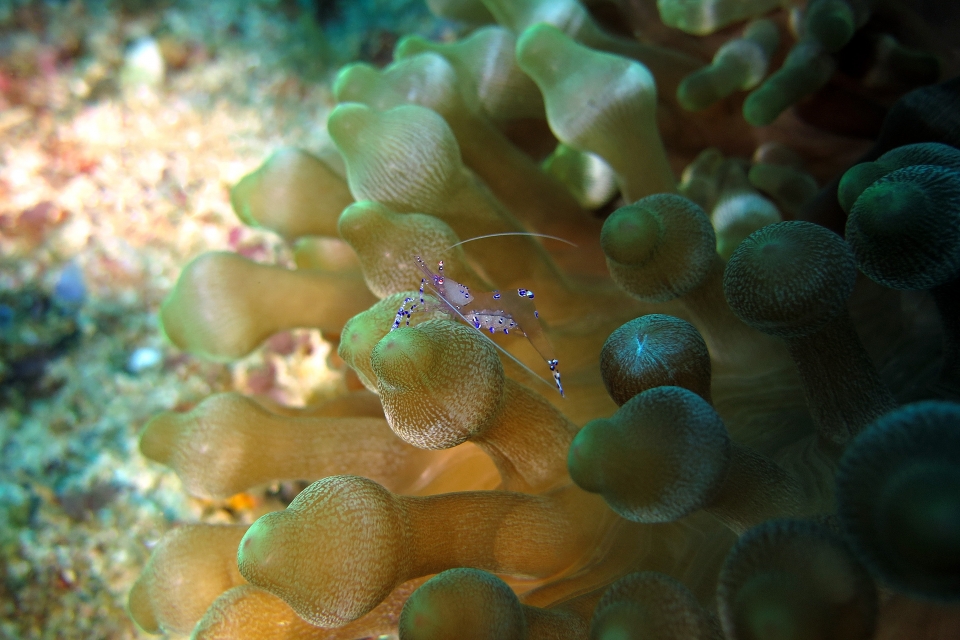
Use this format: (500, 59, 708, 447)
(392, 256, 564, 396)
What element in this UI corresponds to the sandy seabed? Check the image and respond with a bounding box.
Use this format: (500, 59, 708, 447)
(0, 4, 407, 635)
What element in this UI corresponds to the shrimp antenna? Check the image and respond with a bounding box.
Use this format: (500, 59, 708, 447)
(445, 232, 578, 252)
(420, 283, 558, 393)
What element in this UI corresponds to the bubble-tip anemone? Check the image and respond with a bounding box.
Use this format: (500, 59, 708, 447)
(130, 1, 960, 637)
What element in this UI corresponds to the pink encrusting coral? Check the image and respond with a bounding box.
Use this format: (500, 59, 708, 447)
(130, 0, 960, 638)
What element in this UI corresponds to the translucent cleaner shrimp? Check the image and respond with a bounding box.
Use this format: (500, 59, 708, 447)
(391, 234, 573, 397)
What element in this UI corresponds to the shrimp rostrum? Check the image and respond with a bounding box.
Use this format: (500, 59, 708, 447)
(392, 256, 564, 397)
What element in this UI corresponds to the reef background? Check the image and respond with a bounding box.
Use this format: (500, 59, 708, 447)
(0, 1, 443, 637)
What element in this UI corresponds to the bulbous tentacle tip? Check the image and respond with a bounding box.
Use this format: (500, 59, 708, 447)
(327, 101, 375, 150)
(393, 33, 429, 59)
(805, 0, 857, 53)
(189, 585, 316, 640)
(600, 314, 711, 406)
(837, 401, 960, 601)
(372, 320, 505, 449)
(718, 519, 878, 640)
(676, 19, 778, 112)
(676, 69, 722, 113)
(657, 0, 783, 35)
(340, 293, 446, 395)
(138, 412, 177, 466)
(328, 102, 464, 213)
(236, 513, 280, 584)
(399, 568, 525, 640)
(332, 62, 379, 103)
(129, 525, 248, 635)
(162, 250, 376, 360)
(229, 146, 352, 241)
(569, 386, 730, 523)
(365, 53, 461, 115)
(240, 475, 406, 627)
(337, 199, 387, 239)
(837, 161, 889, 213)
(516, 19, 676, 201)
(742, 41, 836, 127)
(515, 22, 562, 65)
(724, 220, 857, 339)
(371, 326, 438, 392)
(600, 203, 662, 267)
(879, 142, 960, 173)
(846, 164, 960, 291)
(126, 577, 159, 634)
(741, 89, 777, 128)
(602, 194, 716, 303)
(566, 418, 610, 495)
(339, 202, 472, 299)
(841, 143, 960, 215)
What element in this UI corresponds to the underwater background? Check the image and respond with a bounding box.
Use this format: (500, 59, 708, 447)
(0, 0, 959, 638)
(0, 2, 444, 636)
